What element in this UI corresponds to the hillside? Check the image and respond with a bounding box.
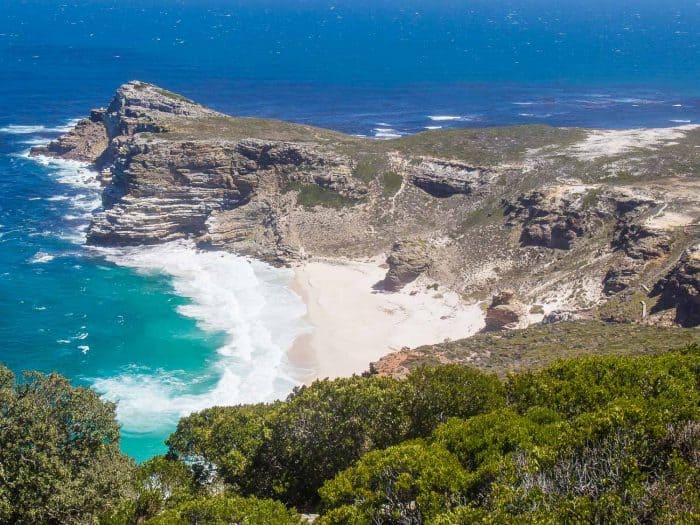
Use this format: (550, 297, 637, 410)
(31, 81, 699, 336)
(370, 320, 700, 378)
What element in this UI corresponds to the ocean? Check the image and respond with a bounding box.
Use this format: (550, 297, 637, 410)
(1, 0, 699, 461)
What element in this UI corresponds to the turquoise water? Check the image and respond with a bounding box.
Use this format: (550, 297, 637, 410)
(1, 0, 699, 461)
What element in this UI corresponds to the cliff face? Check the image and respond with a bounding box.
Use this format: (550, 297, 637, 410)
(32, 81, 700, 335)
(652, 243, 700, 327)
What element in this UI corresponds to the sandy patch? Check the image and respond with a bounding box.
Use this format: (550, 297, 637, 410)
(645, 211, 696, 229)
(290, 257, 484, 380)
(567, 125, 699, 161)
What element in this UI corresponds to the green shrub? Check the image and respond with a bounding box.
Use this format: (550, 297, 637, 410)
(382, 171, 403, 195)
(405, 365, 506, 437)
(0, 367, 135, 524)
(167, 368, 505, 507)
(317, 348, 700, 522)
(507, 348, 700, 419)
(287, 181, 358, 209)
(166, 403, 279, 493)
(352, 159, 380, 183)
(143, 495, 304, 525)
(261, 376, 411, 504)
(318, 441, 469, 524)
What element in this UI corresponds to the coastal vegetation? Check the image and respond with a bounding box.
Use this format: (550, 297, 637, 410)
(285, 181, 359, 209)
(1, 343, 699, 523)
(371, 320, 700, 377)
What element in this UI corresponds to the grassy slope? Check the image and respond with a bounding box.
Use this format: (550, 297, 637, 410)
(384, 321, 700, 377)
(157, 113, 585, 164)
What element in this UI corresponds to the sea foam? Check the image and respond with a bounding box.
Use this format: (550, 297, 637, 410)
(22, 154, 102, 244)
(0, 119, 81, 135)
(29, 251, 55, 264)
(21, 129, 309, 436)
(93, 241, 309, 433)
(373, 127, 402, 139)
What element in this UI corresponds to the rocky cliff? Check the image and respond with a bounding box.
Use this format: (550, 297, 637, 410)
(33, 82, 700, 348)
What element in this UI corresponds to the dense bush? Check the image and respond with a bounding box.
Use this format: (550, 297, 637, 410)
(318, 345, 700, 523)
(166, 403, 279, 493)
(142, 495, 304, 525)
(0, 367, 135, 524)
(167, 366, 504, 506)
(318, 441, 469, 523)
(2, 345, 698, 523)
(405, 365, 506, 437)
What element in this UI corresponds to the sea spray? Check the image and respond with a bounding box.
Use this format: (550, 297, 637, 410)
(94, 242, 309, 434)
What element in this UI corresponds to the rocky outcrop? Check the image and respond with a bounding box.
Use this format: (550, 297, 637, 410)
(30, 81, 217, 167)
(368, 348, 422, 379)
(86, 139, 255, 246)
(382, 240, 432, 291)
(613, 222, 671, 261)
(30, 110, 108, 163)
(603, 221, 672, 295)
(504, 187, 662, 252)
(602, 258, 640, 295)
(651, 243, 700, 327)
(542, 309, 582, 324)
(408, 158, 494, 198)
(29, 82, 369, 261)
(233, 139, 366, 200)
(504, 191, 586, 249)
(482, 289, 528, 331)
(30, 80, 700, 324)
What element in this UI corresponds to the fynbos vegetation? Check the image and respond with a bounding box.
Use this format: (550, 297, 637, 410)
(2, 345, 699, 523)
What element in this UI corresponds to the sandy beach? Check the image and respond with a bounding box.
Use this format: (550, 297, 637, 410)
(289, 257, 485, 381)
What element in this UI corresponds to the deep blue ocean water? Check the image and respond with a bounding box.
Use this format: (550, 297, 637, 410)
(1, 0, 699, 461)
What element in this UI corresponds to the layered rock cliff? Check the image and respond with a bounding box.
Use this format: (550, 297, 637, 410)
(32, 82, 700, 346)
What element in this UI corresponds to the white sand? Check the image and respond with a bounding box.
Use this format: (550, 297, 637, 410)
(645, 210, 696, 229)
(289, 257, 485, 381)
(568, 125, 699, 161)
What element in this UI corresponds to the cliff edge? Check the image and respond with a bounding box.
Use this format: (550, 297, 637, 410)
(32, 82, 700, 355)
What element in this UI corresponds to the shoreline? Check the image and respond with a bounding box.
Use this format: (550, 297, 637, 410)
(288, 256, 485, 381)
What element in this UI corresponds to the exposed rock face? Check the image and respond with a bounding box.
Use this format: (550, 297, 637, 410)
(603, 258, 640, 296)
(408, 158, 494, 198)
(30, 110, 108, 162)
(382, 240, 432, 291)
(603, 220, 671, 295)
(504, 191, 586, 249)
(87, 139, 253, 246)
(232, 139, 366, 200)
(483, 289, 529, 331)
(504, 187, 662, 253)
(368, 348, 421, 379)
(651, 243, 700, 327)
(30, 80, 700, 326)
(613, 222, 671, 260)
(28, 82, 369, 262)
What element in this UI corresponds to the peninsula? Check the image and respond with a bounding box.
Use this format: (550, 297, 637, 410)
(31, 81, 700, 378)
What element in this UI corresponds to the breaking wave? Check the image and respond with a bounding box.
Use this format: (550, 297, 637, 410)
(94, 241, 309, 433)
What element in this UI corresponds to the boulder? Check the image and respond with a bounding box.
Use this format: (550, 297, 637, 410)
(613, 222, 671, 260)
(383, 240, 432, 291)
(542, 309, 581, 324)
(602, 258, 640, 296)
(483, 289, 529, 331)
